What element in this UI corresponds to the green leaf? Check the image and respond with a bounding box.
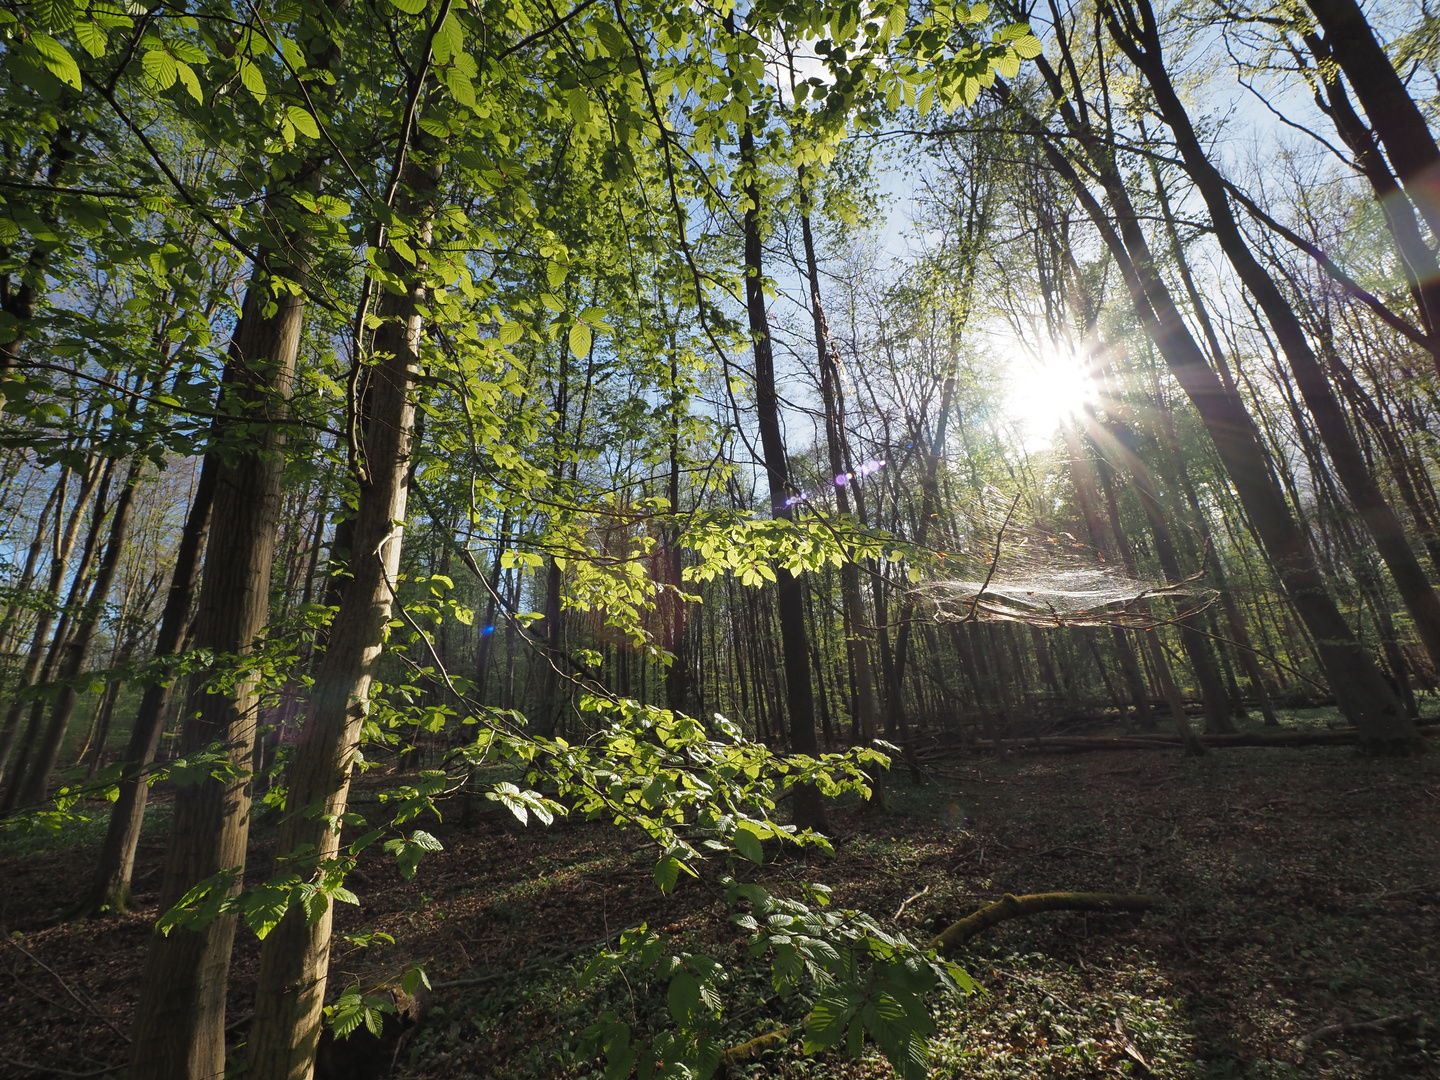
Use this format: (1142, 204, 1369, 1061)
(73, 20, 107, 57)
(733, 821, 764, 864)
(568, 321, 592, 357)
(239, 58, 266, 102)
(287, 105, 320, 139)
(446, 67, 477, 110)
(861, 990, 912, 1056)
(1012, 33, 1043, 59)
(34, 0, 75, 30)
(498, 320, 524, 345)
(653, 854, 682, 893)
(804, 991, 858, 1053)
(566, 86, 592, 124)
(401, 965, 431, 996)
(433, 11, 464, 61)
(31, 33, 82, 89)
(847, 1014, 864, 1058)
(142, 46, 178, 91)
(175, 60, 201, 102)
(387, 0, 427, 12)
(667, 971, 700, 1026)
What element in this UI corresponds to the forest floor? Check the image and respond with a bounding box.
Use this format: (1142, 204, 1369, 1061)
(2, 709, 1439, 1080)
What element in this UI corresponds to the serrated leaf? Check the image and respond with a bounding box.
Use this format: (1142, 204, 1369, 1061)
(141, 46, 177, 90)
(498, 320, 524, 345)
(446, 67, 476, 110)
(35, 0, 75, 29)
(387, 0, 427, 13)
(568, 321, 592, 357)
(433, 10, 463, 60)
(804, 991, 857, 1052)
(73, 20, 107, 57)
(31, 33, 82, 89)
(175, 60, 201, 102)
(566, 86, 592, 124)
(239, 58, 266, 102)
(733, 821, 764, 864)
(653, 854, 681, 893)
(287, 105, 319, 138)
(1012, 33, 1042, 59)
(667, 971, 700, 1025)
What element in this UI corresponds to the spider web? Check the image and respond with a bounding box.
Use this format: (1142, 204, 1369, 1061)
(913, 493, 1216, 628)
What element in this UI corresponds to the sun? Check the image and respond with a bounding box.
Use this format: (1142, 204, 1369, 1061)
(1003, 340, 1098, 449)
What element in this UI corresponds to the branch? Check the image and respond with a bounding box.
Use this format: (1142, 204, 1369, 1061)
(928, 891, 1161, 954)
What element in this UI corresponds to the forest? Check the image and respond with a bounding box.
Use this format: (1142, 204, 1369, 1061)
(1, 0, 1439, 1076)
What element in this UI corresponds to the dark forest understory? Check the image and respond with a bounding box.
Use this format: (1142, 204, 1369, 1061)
(5, 721, 1437, 1079)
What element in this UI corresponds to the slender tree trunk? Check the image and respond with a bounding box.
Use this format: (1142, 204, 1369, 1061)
(1303, 0, 1440, 240)
(129, 240, 309, 1080)
(2, 458, 115, 810)
(891, 373, 956, 758)
(81, 455, 216, 915)
(247, 165, 431, 1080)
(736, 99, 824, 830)
(0, 461, 101, 780)
(1063, 422, 1159, 730)
(16, 459, 142, 806)
(798, 171, 884, 806)
(1143, 629, 1206, 754)
(1083, 406, 1235, 733)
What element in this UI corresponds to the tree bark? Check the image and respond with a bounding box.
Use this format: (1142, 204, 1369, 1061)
(129, 253, 308, 1080)
(737, 95, 824, 830)
(246, 166, 431, 1080)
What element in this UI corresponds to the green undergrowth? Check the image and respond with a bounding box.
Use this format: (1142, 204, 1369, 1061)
(383, 718, 1439, 1079)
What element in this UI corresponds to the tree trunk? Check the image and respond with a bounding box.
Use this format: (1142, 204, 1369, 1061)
(799, 170, 884, 807)
(1303, 0, 1440, 240)
(129, 251, 308, 1080)
(82, 454, 216, 915)
(737, 99, 824, 830)
(1, 458, 115, 811)
(0, 460, 102, 781)
(247, 166, 431, 1080)
(1083, 406, 1235, 733)
(15, 458, 142, 806)
(1062, 423, 1158, 730)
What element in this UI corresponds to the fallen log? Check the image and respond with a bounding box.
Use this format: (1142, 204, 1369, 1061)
(927, 891, 1160, 954)
(1294, 1010, 1422, 1049)
(952, 727, 1434, 754)
(720, 891, 1161, 1067)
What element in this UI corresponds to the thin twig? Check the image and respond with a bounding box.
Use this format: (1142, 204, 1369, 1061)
(6, 938, 130, 1043)
(893, 885, 931, 921)
(966, 492, 1023, 622)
